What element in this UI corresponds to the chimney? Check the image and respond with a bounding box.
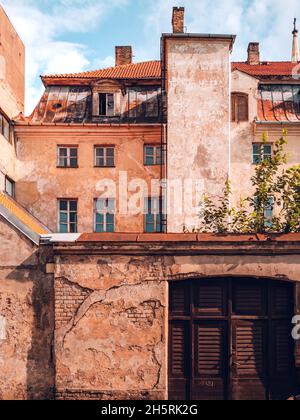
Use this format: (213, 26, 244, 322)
(292, 18, 300, 63)
(172, 7, 185, 33)
(115, 46, 132, 66)
(247, 42, 260, 65)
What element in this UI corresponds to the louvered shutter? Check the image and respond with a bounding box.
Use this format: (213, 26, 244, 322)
(295, 283, 300, 369)
(232, 320, 268, 400)
(192, 322, 228, 400)
(237, 95, 249, 121)
(169, 321, 189, 400)
(195, 280, 227, 316)
(232, 280, 267, 316)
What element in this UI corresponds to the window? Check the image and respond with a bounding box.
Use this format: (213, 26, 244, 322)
(144, 197, 166, 233)
(94, 198, 115, 233)
(58, 200, 78, 233)
(57, 146, 78, 168)
(231, 93, 249, 122)
(0, 113, 10, 142)
(254, 196, 274, 228)
(5, 177, 15, 198)
(95, 146, 115, 167)
(252, 144, 272, 164)
(99, 93, 115, 116)
(144, 145, 164, 166)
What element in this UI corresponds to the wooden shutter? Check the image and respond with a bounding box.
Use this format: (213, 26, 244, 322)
(169, 321, 189, 400)
(232, 280, 267, 316)
(232, 320, 268, 400)
(295, 283, 300, 369)
(193, 322, 228, 400)
(170, 282, 189, 315)
(231, 93, 249, 122)
(194, 280, 227, 316)
(237, 95, 249, 121)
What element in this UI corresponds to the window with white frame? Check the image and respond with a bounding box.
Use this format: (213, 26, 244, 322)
(57, 146, 78, 167)
(99, 93, 115, 116)
(94, 198, 115, 232)
(144, 197, 166, 233)
(144, 145, 164, 166)
(94, 146, 115, 167)
(252, 144, 272, 164)
(58, 199, 78, 233)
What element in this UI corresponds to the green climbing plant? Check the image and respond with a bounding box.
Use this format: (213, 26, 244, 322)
(192, 130, 300, 234)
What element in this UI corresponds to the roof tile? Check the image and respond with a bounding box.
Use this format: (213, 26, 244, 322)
(43, 60, 161, 80)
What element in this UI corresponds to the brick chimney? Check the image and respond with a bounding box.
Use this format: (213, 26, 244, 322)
(172, 7, 185, 33)
(247, 42, 260, 65)
(115, 46, 132, 66)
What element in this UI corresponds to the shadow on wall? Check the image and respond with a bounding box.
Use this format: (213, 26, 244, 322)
(6, 246, 55, 400)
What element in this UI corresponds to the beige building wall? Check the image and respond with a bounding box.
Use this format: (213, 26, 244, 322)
(14, 124, 161, 233)
(0, 5, 25, 194)
(165, 36, 233, 232)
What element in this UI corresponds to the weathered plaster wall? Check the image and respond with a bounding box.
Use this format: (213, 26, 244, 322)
(0, 6, 25, 117)
(0, 216, 54, 400)
(53, 243, 300, 400)
(14, 125, 161, 233)
(0, 136, 16, 193)
(230, 70, 258, 207)
(54, 254, 168, 400)
(166, 37, 232, 232)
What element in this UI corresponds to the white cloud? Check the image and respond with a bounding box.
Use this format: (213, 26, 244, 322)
(0, 0, 128, 114)
(136, 0, 300, 63)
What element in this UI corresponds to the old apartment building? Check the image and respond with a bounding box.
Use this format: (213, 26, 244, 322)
(1, 5, 300, 400)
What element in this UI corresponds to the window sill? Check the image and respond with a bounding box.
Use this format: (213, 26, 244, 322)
(94, 166, 116, 169)
(57, 166, 79, 169)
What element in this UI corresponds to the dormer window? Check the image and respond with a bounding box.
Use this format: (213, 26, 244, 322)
(231, 93, 249, 122)
(99, 93, 115, 116)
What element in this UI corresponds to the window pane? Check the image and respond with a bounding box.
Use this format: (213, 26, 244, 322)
(106, 157, 114, 167)
(95, 224, 104, 233)
(145, 214, 154, 232)
(59, 224, 68, 233)
(3, 118, 9, 140)
(69, 212, 77, 223)
(96, 213, 104, 224)
(106, 214, 114, 224)
(96, 148, 104, 157)
(59, 157, 68, 167)
(70, 201, 77, 211)
(70, 223, 77, 233)
(95, 199, 105, 212)
(60, 212, 68, 223)
(96, 157, 104, 167)
(59, 148, 68, 157)
(5, 178, 14, 197)
(99, 94, 107, 115)
(59, 200, 68, 211)
(107, 199, 115, 213)
(70, 158, 78, 167)
(107, 94, 114, 117)
(106, 148, 114, 157)
(70, 148, 78, 157)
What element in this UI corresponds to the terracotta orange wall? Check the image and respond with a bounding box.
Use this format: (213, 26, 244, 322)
(14, 125, 161, 233)
(0, 6, 25, 117)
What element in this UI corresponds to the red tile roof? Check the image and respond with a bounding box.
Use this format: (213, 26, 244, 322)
(42, 60, 300, 83)
(232, 61, 300, 77)
(42, 60, 161, 81)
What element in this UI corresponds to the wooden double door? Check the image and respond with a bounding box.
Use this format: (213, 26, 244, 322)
(169, 278, 297, 400)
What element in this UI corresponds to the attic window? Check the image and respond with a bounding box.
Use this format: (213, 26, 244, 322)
(99, 93, 115, 116)
(53, 103, 62, 110)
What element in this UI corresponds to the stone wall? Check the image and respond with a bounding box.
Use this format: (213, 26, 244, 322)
(0, 216, 54, 400)
(53, 238, 300, 400)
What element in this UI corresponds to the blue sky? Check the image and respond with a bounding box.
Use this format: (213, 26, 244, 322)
(1, 0, 299, 114)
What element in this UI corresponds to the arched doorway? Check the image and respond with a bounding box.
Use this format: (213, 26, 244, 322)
(168, 277, 297, 400)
